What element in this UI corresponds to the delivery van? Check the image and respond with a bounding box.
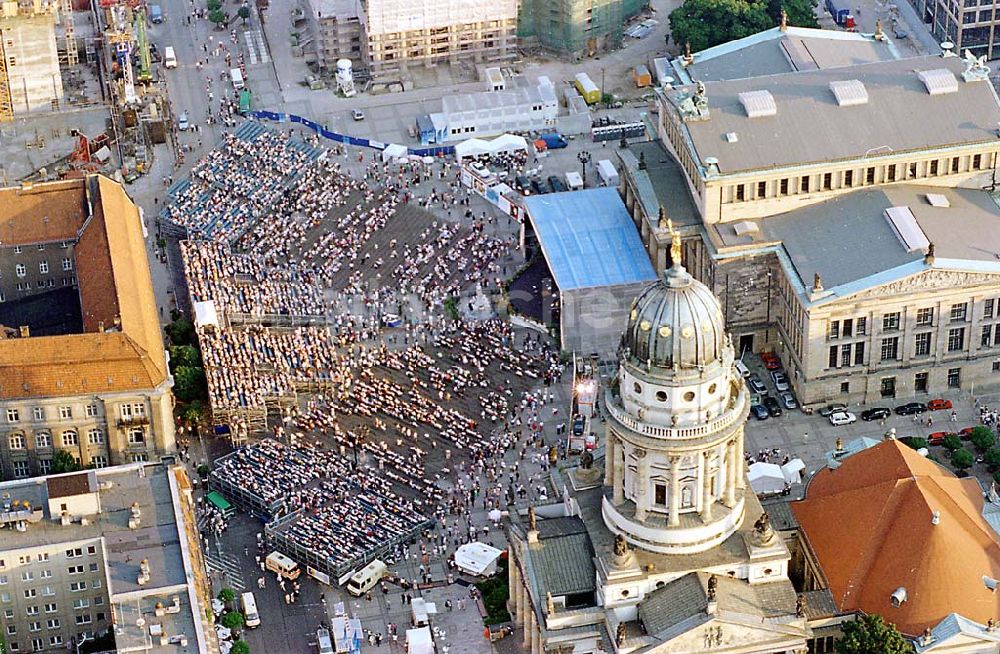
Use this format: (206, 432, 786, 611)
(164, 46, 177, 69)
(231, 67, 245, 90)
(345, 559, 387, 597)
(265, 551, 301, 580)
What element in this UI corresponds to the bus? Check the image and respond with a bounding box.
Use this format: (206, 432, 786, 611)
(206, 491, 235, 519)
(238, 89, 251, 116)
(240, 592, 260, 628)
(265, 551, 301, 580)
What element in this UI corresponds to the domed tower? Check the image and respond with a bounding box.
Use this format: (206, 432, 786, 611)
(602, 228, 749, 554)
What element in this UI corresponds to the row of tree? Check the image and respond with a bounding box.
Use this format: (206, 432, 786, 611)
(669, 0, 819, 53)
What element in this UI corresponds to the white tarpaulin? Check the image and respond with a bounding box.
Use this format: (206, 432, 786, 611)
(781, 458, 805, 484)
(193, 301, 219, 329)
(406, 626, 434, 654)
(381, 143, 408, 162)
(454, 542, 503, 576)
(748, 462, 787, 495)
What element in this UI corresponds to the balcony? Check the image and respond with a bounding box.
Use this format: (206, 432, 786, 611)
(116, 415, 150, 429)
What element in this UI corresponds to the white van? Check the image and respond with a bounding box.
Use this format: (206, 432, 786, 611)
(316, 627, 333, 654)
(163, 46, 177, 69)
(230, 67, 245, 90)
(345, 559, 387, 597)
(265, 551, 301, 580)
(734, 360, 750, 378)
(240, 592, 260, 628)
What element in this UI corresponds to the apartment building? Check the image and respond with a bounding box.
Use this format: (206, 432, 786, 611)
(0, 176, 175, 480)
(0, 464, 214, 653)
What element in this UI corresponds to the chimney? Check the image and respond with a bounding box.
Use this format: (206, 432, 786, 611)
(18, 325, 29, 338)
(931, 510, 940, 525)
(138, 558, 151, 586)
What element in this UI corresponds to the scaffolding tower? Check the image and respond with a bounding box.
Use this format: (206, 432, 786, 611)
(59, 0, 77, 66)
(0, 37, 11, 121)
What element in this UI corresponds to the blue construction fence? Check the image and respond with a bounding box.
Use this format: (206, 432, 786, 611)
(250, 110, 455, 158)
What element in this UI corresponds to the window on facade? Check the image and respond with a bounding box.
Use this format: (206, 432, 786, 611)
(12, 461, 28, 478)
(8, 434, 24, 450)
(887, 164, 897, 182)
(974, 154, 983, 169)
(59, 406, 72, 420)
(14, 263, 25, 278)
(854, 342, 865, 365)
(6, 408, 18, 423)
(735, 184, 745, 201)
(34, 433, 50, 449)
(90, 456, 107, 469)
(840, 381, 850, 394)
(38, 262, 48, 274)
(61, 258, 72, 271)
(883, 312, 901, 331)
(952, 157, 961, 173)
(654, 484, 666, 505)
(43, 604, 55, 614)
(865, 167, 875, 184)
(38, 459, 51, 475)
(844, 170, 854, 186)
(987, 299, 996, 319)
(909, 162, 917, 178)
(756, 180, 766, 198)
(948, 367, 961, 388)
(822, 172, 832, 190)
(841, 344, 852, 367)
(948, 327, 966, 352)
(829, 320, 839, 339)
(801, 175, 810, 192)
(984, 324, 993, 347)
(85, 404, 98, 418)
(915, 332, 932, 356)
(31, 407, 43, 421)
(951, 303, 968, 321)
(61, 431, 78, 447)
(930, 159, 939, 175)
(842, 319, 853, 337)
(857, 317, 867, 335)
(779, 178, 789, 195)
(829, 346, 838, 368)
(916, 307, 934, 326)
(881, 337, 899, 361)
(86, 429, 103, 445)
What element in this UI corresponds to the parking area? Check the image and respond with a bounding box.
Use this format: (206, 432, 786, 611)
(741, 353, 1000, 500)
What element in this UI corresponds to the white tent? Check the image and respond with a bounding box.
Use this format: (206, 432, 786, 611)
(748, 462, 787, 495)
(406, 626, 434, 654)
(193, 301, 219, 330)
(382, 143, 408, 162)
(488, 133, 528, 155)
(455, 138, 492, 160)
(454, 542, 503, 576)
(781, 458, 806, 485)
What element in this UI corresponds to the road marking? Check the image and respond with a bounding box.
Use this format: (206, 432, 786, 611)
(205, 550, 247, 590)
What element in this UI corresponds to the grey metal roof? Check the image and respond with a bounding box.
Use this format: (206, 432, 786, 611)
(760, 185, 1000, 291)
(638, 573, 707, 635)
(619, 141, 701, 229)
(671, 56, 1000, 174)
(529, 516, 596, 597)
(799, 588, 838, 619)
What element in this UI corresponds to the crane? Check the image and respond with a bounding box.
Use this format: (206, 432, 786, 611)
(106, 4, 137, 104)
(134, 9, 151, 83)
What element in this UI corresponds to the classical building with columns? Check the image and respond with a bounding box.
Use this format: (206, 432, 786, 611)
(506, 239, 838, 653)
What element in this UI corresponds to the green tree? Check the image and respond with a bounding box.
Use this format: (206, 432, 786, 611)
(51, 449, 82, 474)
(767, 0, 819, 27)
(238, 5, 251, 22)
(835, 614, 913, 654)
(217, 588, 236, 608)
(231, 641, 250, 654)
(169, 344, 202, 371)
(165, 317, 196, 347)
(220, 611, 245, 631)
(182, 401, 204, 424)
(942, 434, 963, 452)
(986, 446, 1000, 471)
(952, 448, 975, 471)
(206, 0, 221, 10)
(209, 8, 227, 27)
(197, 464, 210, 478)
(900, 437, 927, 451)
(971, 426, 996, 452)
(173, 366, 207, 402)
(669, 0, 772, 53)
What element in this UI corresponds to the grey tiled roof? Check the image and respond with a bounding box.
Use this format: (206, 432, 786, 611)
(531, 530, 596, 597)
(800, 588, 838, 619)
(639, 573, 707, 635)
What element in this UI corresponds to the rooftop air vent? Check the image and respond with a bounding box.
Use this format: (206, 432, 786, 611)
(925, 193, 950, 207)
(829, 80, 868, 106)
(725, 132, 738, 143)
(890, 587, 908, 607)
(738, 90, 777, 117)
(885, 206, 930, 253)
(733, 221, 759, 237)
(918, 68, 959, 95)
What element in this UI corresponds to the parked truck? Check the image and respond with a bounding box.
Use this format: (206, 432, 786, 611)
(539, 132, 568, 149)
(597, 159, 619, 186)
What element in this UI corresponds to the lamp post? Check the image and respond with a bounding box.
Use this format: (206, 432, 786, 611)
(577, 150, 591, 187)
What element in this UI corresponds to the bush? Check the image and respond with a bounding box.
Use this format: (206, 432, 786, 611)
(972, 426, 996, 452)
(476, 571, 511, 626)
(943, 434, 963, 452)
(197, 464, 211, 478)
(986, 447, 1000, 472)
(231, 642, 249, 654)
(835, 614, 911, 654)
(217, 588, 236, 607)
(206, 0, 221, 9)
(669, 0, 771, 53)
(899, 437, 927, 451)
(51, 449, 82, 474)
(952, 448, 974, 470)
(220, 611, 245, 631)
(209, 8, 226, 25)
(238, 5, 250, 21)
(443, 296, 459, 321)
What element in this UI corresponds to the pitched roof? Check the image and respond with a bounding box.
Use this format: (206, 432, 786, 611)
(0, 180, 87, 246)
(0, 176, 167, 400)
(792, 439, 1000, 636)
(527, 516, 596, 597)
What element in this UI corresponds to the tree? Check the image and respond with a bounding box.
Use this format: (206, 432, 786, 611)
(206, 0, 221, 10)
(51, 449, 82, 474)
(238, 5, 251, 22)
(182, 401, 204, 424)
(165, 317, 196, 347)
(952, 448, 975, 471)
(173, 366, 207, 402)
(169, 345, 202, 371)
(766, 0, 819, 28)
(220, 611, 245, 631)
(231, 641, 250, 654)
(209, 8, 227, 27)
(942, 434, 963, 452)
(217, 588, 236, 607)
(988, 447, 1000, 471)
(835, 614, 913, 654)
(669, 0, 771, 53)
(900, 437, 927, 451)
(971, 426, 996, 452)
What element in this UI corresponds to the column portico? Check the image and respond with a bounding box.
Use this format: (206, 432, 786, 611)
(668, 456, 681, 527)
(701, 451, 714, 521)
(634, 449, 649, 523)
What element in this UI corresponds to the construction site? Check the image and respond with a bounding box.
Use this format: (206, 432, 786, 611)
(0, 0, 171, 183)
(517, 0, 648, 57)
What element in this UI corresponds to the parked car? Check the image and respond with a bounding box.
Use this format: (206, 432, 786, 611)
(829, 410, 857, 426)
(771, 371, 790, 392)
(927, 398, 953, 411)
(861, 407, 891, 422)
(959, 426, 975, 440)
(779, 391, 797, 410)
(894, 402, 928, 416)
(177, 111, 189, 131)
(351, 109, 365, 121)
(747, 374, 767, 394)
(530, 178, 550, 195)
(734, 360, 750, 378)
(514, 176, 531, 195)
(760, 352, 781, 370)
(763, 396, 783, 417)
(818, 403, 848, 417)
(547, 175, 568, 192)
(750, 404, 769, 420)
(927, 431, 952, 446)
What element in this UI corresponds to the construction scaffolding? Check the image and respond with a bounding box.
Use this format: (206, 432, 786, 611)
(0, 0, 64, 119)
(518, 0, 645, 56)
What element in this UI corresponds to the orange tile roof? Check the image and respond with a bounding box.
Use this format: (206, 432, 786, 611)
(0, 176, 167, 400)
(0, 180, 87, 246)
(792, 439, 1000, 636)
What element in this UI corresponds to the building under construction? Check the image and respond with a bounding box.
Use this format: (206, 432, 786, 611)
(0, 0, 78, 119)
(517, 0, 647, 57)
(364, 0, 518, 73)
